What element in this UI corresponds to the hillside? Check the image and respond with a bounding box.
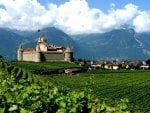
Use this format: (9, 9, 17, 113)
(0, 27, 78, 60)
(72, 28, 150, 60)
(0, 27, 150, 60)
(0, 28, 25, 60)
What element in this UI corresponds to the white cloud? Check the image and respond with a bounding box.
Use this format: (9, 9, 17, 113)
(0, 9, 12, 25)
(95, 4, 138, 32)
(0, 0, 48, 30)
(133, 11, 150, 33)
(0, 0, 150, 34)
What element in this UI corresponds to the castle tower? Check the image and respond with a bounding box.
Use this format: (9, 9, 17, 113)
(35, 44, 41, 62)
(37, 37, 48, 52)
(65, 46, 73, 62)
(18, 44, 23, 61)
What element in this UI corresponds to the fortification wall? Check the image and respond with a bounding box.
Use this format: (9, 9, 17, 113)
(41, 52, 65, 61)
(20, 51, 68, 62)
(23, 52, 36, 62)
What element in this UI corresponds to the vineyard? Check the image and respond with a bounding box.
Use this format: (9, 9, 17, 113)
(10, 61, 80, 71)
(0, 59, 131, 112)
(35, 70, 150, 112)
(6, 61, 150, 112)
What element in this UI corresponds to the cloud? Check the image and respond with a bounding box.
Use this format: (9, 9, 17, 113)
(0, 0, 50, 30)
(0, 0, 150, 34)
(95, 4, 138, 32)
(133, 11, 150, 33)
(52, 1, 138, 34)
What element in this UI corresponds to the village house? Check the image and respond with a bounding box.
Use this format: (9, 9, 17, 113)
(124, 61, 141, 69)
(97, 60, 122, 70)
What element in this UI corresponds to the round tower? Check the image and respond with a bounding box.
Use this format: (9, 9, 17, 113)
(65, 46, 73, 62)
(18, 44, 23, 61)
(35, 44, 41, 62)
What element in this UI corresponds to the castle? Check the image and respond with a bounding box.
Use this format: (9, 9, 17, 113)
(17, 37, 73, 62)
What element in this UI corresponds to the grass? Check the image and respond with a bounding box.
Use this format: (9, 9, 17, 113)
(10, 61, 80, 71)
(35, 70, 150, 112)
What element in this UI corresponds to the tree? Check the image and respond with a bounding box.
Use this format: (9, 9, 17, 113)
(146, 59, 150, 65)
(0, 55, 3, 59)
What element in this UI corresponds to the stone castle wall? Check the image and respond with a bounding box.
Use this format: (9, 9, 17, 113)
(41, 52, 65, 61)
(20, 52, 66, 62)
(23, 52, 36, 62)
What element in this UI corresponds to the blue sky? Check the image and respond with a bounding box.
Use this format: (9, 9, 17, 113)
(38, 0, 150, 12)
(0, 0, 150, 34)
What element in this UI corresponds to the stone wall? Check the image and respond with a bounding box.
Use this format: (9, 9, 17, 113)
(41, 52, 65, 61)
(20, 52, 66, 62)
(23, 52, 36, 62)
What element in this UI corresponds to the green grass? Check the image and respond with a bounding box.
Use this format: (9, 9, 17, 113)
(35, 70, 150, 112)
(10, 61, 80, 71)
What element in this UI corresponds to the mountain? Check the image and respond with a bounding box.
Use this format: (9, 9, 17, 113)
(136, 33, 150, 48)
(29, 27, 77, 47)
(0, 27, 150, 60)
(0, 27, 79, 60)
(23, 27, 79, 58)
(0, 28, 25, 60)
(72, 28, 150, 60)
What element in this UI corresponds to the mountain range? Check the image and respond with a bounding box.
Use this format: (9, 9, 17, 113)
(0, 27, 150, 60)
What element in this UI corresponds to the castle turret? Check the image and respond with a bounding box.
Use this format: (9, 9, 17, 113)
(18, 44, 23, 61)
(35, 44, 41, 62)
(65, 46, 73, 62)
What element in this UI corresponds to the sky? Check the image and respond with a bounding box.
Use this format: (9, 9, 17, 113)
(0, 0, 150, 35)
(38, 0, 150, 12)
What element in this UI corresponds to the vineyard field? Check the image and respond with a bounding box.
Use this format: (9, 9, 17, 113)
(35, 70, 150, 112)
(10, 61, 80, 71)
(0, 60, 131, 112)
